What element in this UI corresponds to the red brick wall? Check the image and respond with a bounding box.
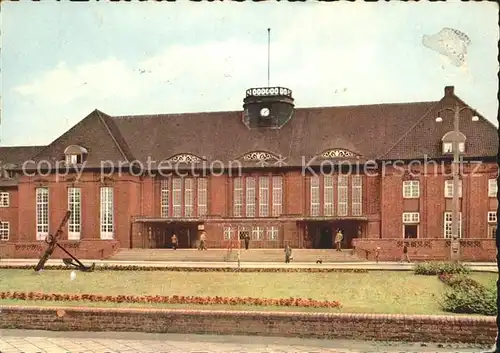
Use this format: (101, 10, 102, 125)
(0, 188, 19, 242)
(0, 240, 119, 259)
(0, 306, 495, 344)
(3, 161, 498, 259)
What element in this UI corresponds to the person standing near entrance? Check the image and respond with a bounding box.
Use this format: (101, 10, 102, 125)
(171, 234, 178, 250)
(199, 231, 207, 250)
(400, 242, 411, 263)
(334, 229, 343, 251)
(244, 233, 250, 250)
(284, 245, 293, 263)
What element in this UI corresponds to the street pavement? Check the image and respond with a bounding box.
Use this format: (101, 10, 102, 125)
(0, 330, 492, 353)
(0, 258, 497, 272)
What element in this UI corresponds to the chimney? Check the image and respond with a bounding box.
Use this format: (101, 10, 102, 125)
(444, 86, 454, 97)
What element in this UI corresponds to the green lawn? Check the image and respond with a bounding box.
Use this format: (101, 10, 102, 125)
(0, 270, 496, 315)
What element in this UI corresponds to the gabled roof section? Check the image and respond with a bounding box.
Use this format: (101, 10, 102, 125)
(112, 101, 439, 167)
(380, 90, 497, 160)
(31, 109, 135, 167)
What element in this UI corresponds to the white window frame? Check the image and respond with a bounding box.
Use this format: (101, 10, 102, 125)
(403, 180, 419, 198)
(267, 226, 279, 241)
(0, 221, 9, 241)
(444, 180, 462, 198)
(36, 187, 49, 240)
(233, 177, 243, 217)
(351, 175, 362, 216)
(65, 154, 78, 165)
(197, 178, 208, 217)
(172, 178, 182, 217)
(67, 187, 81, 240)
(458, 142, 465, 153)
(272, 176, 283, 217)
(258, 176, 269, 217)
(184, 178, 193, 217)
(0, 192, 9, 207)
(488, 224, 496, 238)
(223, 226, 235, 241)
(402, 212, 420, 224)
(323, 176, 334, 216)
(245, 177, 256, 217)
(310, 176, 320, 216)
(160, 178, 170, 218)
(337, 175, 348, 216)
(443, 142, 453, 153)
(444, 212, 462, 238)
(252, 226, 264, 240)
(100, 187, 114, 240)
(488, 211, 497, 223)
(488, 179, 497, 197)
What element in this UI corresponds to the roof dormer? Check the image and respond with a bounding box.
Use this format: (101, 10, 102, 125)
(64, 145, 88, 165)
(441, 131, 466, 154)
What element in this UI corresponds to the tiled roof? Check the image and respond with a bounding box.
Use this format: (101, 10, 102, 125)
(112, 101, 440, 167)
(1, 87, 497, 172)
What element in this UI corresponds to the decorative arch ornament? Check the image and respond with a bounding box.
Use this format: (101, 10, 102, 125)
(320, 148, 358, 159)
(165, 154, 203, 164)
(242, 151, 279, 161)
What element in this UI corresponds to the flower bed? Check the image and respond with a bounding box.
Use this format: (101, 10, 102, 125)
(0, 264, 368, 273)
(0, 291, 342, 308)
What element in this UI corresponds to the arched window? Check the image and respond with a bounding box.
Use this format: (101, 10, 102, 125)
(441, 131, 466, 154)
(64, 145, 88, 164)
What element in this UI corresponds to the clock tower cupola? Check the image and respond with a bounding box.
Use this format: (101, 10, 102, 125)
(241, 28, 295, 129)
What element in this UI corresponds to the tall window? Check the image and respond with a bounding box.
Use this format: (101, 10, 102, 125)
(337, 175, 348, 216)
(68, 187, 81, 240)
(310, 176, 320, 216)
(100, 187, 114, 239)
(403, 180, 419, 198)
(184, 178, 193, 217)
(233, 177, 243, 217)
(488, 211, 497, 238)
(252, 226, 264, 240)
(223, 226, 235, 241)
(402, 212, 419, 239)
(172, 178, 182, 217)
(488, 179, 497, 197)
(351, 175, 362, 216)
(272, 176, 283, 216)
(259, 176, 269, 217)
(36, 187, 49, 240)
(445, 180, 462, 198)
(0, 222, 9, 241)
(161, 179, 170, 218)
(444, 212, 462, 238)
(0, 192, 9, 207)
(267, 226, 279, 241)
(245, 177, 256, 217)
(197, 178, 208, 217)
(324, 176, 334, 216)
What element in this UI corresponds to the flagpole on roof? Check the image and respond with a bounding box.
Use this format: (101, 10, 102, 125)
(267, 28, 271, 87)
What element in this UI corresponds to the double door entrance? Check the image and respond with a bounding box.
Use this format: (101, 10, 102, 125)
(306, 220, 362, 249)
(146, 223, 199, 249)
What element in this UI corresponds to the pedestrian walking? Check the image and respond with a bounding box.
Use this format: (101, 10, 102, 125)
(400, 243, 410, 263)
(284, 245, 293, 263)
(171, 233, 178, 250)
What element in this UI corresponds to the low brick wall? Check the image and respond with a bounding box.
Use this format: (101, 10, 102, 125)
(0, 240, 120, 260)
(353, 238, 497, 262)
(0, 306, 496, 344)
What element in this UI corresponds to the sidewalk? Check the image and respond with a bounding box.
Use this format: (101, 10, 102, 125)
(0, 258, 497, 272)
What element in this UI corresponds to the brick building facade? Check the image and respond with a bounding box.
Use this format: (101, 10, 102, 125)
(0, 86, 497, 260)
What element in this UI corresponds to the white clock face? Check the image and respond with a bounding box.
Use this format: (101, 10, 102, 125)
(260, 108, 270, 117)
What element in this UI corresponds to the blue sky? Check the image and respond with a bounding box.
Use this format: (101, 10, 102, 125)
(1, 1, 498, 147)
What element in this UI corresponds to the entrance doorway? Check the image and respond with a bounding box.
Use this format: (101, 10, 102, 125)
(146, 223, 200, 249)
(318, 226, 333, 249)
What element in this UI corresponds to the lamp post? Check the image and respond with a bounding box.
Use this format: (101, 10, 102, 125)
(436, 104, 478, 262)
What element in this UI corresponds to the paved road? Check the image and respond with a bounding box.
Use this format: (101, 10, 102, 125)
(0, 330, 492, 353)
(0, 259, 497, 272)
